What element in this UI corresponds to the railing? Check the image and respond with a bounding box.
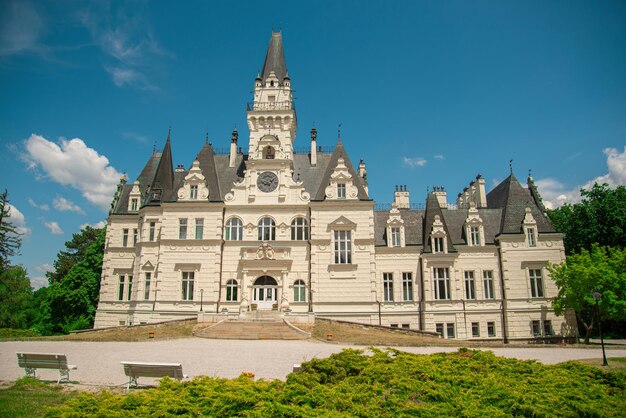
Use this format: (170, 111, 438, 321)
(374, 202, 458, 211)
(292, 146, 335, 154)
(247, 101, 294, 111)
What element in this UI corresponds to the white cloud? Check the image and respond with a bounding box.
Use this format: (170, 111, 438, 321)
(35, 263, 54, 273)
(434, 155, 445, 160)
(44, 220, 63, 235)
(0, 1, 46, 56)
(403, 157, 427, 168)
(22, 134, 123, 212)
(6, 203, 31, 235)
(537, 146, 626, 209)
(121, 131, 149, 143)
(30, 276, 48, 290)
(80, 220, 107, 230)
(53, 196, 85, 214)
(28, 197, 49, 211)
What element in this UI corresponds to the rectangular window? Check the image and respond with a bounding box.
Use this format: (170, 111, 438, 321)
(190, 185, 198, 199)
(182, 271, 194, 301)
(195, 218, 204, 240)
(122, 229, 129, 247)
(131, 198, 138, 211)
(483, 271, 495, 299)
(433, 237, 444, 253)
(402, 324, 410, 329)
(334, 230, 352, 264)
(337, 183, 346, 198)
(391, 227, 401, 247)
(118, 275, 125, 301)
(293, 283, 306, 302)
(531, 320, 541, 337)
(402, 272, 413, 301)
(127, 275, 133, 301)
(527, 227, 536, 247)
(149, 222, 156, 241)
(464, 271, 475, 300)
(179, 219, 188, 240)
(383, 273, 393, 302)
(487, 322, 496, 337)
(144, 273, 151, 300)
(435, 323, 444, 337)
(543, 320, 553, 336)
(446, 323, 455, 339)
(470, 226, 480, 246)
(433, 267, 450, 300)
(529, 269, 544, 298)
(472, 322, 480, 338)
(133, 228, 138, 246)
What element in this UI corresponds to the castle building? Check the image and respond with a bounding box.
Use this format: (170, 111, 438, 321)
(94, 32, 576, 341)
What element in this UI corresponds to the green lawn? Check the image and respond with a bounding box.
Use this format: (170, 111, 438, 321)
(0, 378, 79, 418)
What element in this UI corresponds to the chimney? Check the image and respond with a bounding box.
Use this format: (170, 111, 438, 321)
(433, 186, 447, 208)
(456, 192, 464, 209)
(393, 185, 410, 209)
(358, 159, 367, 178)
(175, 164, 185, 172)
(310, 127, 317, 166)
(229, 129, 238, 168)
(476, 174, 487, 208)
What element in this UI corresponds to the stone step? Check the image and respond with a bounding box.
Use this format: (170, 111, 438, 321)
(195, 320, 308, 340)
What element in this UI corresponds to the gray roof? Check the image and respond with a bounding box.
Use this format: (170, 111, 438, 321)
(487, 173, 556, 234)
(374, 209, 425, 246)
(312, 139, 370, 201)
(261, 31, 287, 83)
(423, 193, 456, 252)
(441, 208, 502, 245)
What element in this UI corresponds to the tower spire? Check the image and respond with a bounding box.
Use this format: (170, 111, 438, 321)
(261, 31, 287, 82)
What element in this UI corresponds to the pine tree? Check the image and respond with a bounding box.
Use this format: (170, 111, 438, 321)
(0, 190, 22, 273)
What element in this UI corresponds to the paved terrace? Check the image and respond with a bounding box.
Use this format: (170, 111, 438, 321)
(1, 339, 624, 387)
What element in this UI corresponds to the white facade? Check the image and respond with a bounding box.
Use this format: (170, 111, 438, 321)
(94, 32, 576, 341)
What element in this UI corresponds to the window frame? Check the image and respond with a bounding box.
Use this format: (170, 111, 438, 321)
(291, 217, 309, 240)
(293, 279, 306, 302)
(190, 185, 198, 200)
(181, 271, 195, 301)
(195, 218, 204, 240)
(144, 272, 151, 300)
(258, 217, 276, 241)
(470, 226, 480, 246)
(527, 227, 536, 247)
(126, 275, 133, 301)
(118, 275, 125, 301)
(529, 268, 544, 298)
(179, 219, 188, 240)
(122, 229, 129, 247)
(337, 183, 346, 198)
(446, 323, 455, 339)
(333, 230, 352, 264)
(391, 227, 401, 247)
(149, 222, 156, 241)
(433, 267, 450, 300)
(402, 272, 413, 301)
(531, 320, 541, 337)
(225, 217, 243, 241)
(131, 198, 138, 211)
(132, 228, 138, 246)
(464, 271, 476, 300)
(383, 273, 394, 302)
(487, 321, 496, 337)
(471, 322, 480, 338)
(483, 270, 495, 299)
(226, 279, 238, 302)
(433, 236, 445, 253)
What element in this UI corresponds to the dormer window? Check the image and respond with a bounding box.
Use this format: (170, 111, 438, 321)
(190, 185, 198, 200)
(131, 198, 138, 211)
(391, 227, 401, 247)
(433, 237, 445, 253)
(337, 183, 346, 198)
(470, 227, 480, 246)
(270, 80, 274, 87)
(177, 160, 209, 201)
(128, 180, 141, 212)
(527, 227, 536, 247)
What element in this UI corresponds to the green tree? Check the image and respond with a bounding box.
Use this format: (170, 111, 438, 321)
(548, 183, 626, 255)
(46, 226, 101, 285)
(0, 265, 34, 329)
(549, 245, 626, 343)
(36, 227, 105, 334)
(0, 190, 22, 273)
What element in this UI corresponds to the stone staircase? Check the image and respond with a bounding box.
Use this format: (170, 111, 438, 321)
(194, 312, 309, 340)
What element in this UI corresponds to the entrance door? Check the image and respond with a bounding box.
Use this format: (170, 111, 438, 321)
(252, 276, 278, 310)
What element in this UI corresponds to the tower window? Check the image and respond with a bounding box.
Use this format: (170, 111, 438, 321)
(263, 146, 275, 159)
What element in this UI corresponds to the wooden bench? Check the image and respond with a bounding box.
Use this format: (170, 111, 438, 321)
(121, 361, 188, 389)
(16, 353, 77, 383)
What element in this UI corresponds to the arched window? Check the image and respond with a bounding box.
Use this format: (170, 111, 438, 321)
(293, 279, 306, 302)
(263, 146, 275, 159)
(291, 217, 309, 240)
(225, 218, 243, 240)
(258, 217, 276, 241)
(226, 279, 238, 302)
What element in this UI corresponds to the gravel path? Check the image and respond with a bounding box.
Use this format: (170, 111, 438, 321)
(2, 339, 624, 387)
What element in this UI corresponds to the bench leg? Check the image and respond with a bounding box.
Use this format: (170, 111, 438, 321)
(128, 376, 138, 390)
(58, 369, 70, 384)
(24, 367, 36, 379)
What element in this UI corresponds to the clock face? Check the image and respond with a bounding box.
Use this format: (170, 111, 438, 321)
(257, 171, 278, 192)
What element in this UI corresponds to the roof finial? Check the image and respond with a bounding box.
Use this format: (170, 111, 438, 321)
(338, 123, 342, 142)
(153, 140, 157, 154)
(509, 159, 513, 174)
(205, 130, 209, 145)
(166, 125, 171, 143)
(528, 168, 532, 178)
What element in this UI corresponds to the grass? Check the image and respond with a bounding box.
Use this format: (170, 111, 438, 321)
(575, 356, 626, 371)
(0, 378, 78, 418)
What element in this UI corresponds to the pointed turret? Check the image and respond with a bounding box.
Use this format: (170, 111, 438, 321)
(146, 130, 175, 204)
(261, 31, 287, 84)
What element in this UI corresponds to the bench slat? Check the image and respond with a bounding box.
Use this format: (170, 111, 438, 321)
(121, 361, 186, 386)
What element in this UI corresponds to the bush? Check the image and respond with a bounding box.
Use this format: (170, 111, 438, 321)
(44, 349, 626, 417)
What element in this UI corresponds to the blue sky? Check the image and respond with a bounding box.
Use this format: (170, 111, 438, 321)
(1, 0, 625, 289)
